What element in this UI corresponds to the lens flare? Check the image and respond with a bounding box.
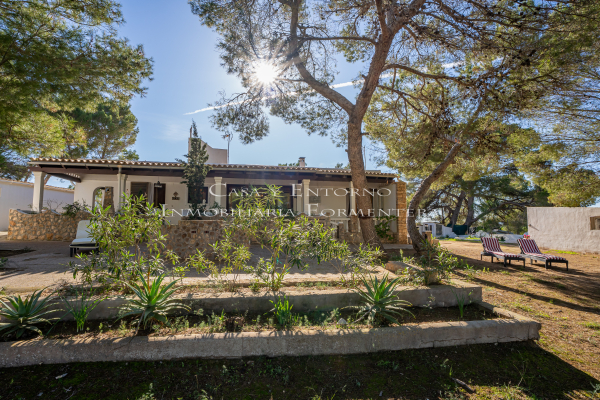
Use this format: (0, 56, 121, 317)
(254, 61, 278, 85)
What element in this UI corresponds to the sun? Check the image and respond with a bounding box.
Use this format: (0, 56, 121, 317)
(253, 61, 278, 85)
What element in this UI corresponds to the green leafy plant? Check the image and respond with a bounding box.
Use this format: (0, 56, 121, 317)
(374, 215, 397, 241)
(119, 271, 189, 330)
(209, 185, 383, 292)
(269, 295, 297, 328)
(61, 200, 88, 218)
(0, 257, 7, 269)
(451, 289, 472, 319)
(348, 274, 412, 326)
(413, 239, 465, 284)
(62, 289, 106, 332)
(0, 290, 57, 338)
(70, 194, 182, 291)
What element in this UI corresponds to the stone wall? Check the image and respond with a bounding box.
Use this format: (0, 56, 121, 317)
(164, 220, 226, 259)
(7, 209, 91, 241)
(164, 215, 331, 260)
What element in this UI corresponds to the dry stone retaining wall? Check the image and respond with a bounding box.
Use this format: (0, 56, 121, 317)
(7, 209, 91, 241)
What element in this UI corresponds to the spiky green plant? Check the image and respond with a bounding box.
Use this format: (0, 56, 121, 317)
(269, 295, 297, 328)
(350, 274, 412, 326)
(62, 289, 106, 332)
(119, 271, 189, 330)
(0, 290, 57, 338)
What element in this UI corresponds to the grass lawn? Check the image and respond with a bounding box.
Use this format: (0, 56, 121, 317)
(1, 241, 600, 399)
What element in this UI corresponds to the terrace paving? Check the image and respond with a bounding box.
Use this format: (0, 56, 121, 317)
(0, 240, 410, 293)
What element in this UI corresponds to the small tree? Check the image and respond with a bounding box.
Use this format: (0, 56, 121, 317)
(177, 121, 211, 220)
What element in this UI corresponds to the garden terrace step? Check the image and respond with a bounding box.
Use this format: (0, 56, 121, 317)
(42, 280, 482, 321)
(0, 302, 540, 368)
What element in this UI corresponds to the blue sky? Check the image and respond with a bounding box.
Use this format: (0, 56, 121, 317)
(46, 0, 382, 190)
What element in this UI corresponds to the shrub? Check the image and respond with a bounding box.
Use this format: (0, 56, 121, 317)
(0, 290, 57, 338)
(207, 185, 384, 292)
(119, 271, 189, 330)
(70, 194, 183, 291)
(374, 215, 397, 241)
(413, 239, 465, 284)
(349, 274, 412, 326)
(61, 200, 88, 217)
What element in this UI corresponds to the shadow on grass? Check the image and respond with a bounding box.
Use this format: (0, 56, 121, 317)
(0, 342, 597, 399)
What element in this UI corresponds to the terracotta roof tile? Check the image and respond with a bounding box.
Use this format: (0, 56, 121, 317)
(29, 158, 396, 177)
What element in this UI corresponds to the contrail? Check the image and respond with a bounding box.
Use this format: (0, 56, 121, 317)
(184, 63, 460, 115)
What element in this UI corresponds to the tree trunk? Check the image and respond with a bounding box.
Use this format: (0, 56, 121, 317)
(407, 142, 462, 252)
(449, 190, 466, 228)
(465, 194, 476, 227)
(347, 121, 382, 248)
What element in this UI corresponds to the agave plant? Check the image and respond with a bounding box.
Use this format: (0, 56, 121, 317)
(0, 290, 57, 338)
(119, 271, 190, 330)
(350, 274, 412, 326)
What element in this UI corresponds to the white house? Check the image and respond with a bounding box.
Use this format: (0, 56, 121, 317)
(0, 178, 74, 231)
(26, 140, 408, 243)
(418, 221, 457, 238)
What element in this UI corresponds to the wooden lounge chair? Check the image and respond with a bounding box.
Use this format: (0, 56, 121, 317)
(517, 238, 569, 271)
(69, 220, 98, 257)
(480, 237, 525, 267)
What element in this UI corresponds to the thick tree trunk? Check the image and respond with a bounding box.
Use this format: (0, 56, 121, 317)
(449, 190, 466, 228)
(465, 194, 476, 227)
(407, 142, 462, 252)
(347, 121, 382, 248)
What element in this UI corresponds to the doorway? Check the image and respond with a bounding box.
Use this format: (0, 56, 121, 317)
(153, 184, 166, 207)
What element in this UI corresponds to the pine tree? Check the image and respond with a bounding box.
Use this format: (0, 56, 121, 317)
(177, 121, 211, 220)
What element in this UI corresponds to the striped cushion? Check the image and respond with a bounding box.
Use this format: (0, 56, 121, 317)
(529, 253, 567, 261)
(481, 237, 524, 260)
(518, 238, 567, 261)
(481, 237, 502, 252)
(518, 238, 541, 254)
(489, 251, 524, 260)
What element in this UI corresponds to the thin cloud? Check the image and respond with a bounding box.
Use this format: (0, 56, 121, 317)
(185, 62, 461, 115)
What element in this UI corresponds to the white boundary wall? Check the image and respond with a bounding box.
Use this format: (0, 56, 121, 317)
(0, 179, 74, 231)
(527, 207, 600, 253)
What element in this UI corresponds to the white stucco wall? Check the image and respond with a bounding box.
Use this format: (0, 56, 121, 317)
(72, 174, 398, 229)
(0, 179, 74, 231)
(527, 207, 600, 253)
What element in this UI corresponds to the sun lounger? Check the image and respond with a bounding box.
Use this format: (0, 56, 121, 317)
(69, 220, 98, 257)
(517, 238, 568, 271)
(480, 237, 525, 267)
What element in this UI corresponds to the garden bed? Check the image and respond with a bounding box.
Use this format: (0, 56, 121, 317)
(43, 280, 482, 320)
(0, 301, 540, 368)
(1, 304, 498, 343)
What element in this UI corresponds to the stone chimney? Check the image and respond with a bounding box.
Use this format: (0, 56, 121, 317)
(298, 157, 306, 167)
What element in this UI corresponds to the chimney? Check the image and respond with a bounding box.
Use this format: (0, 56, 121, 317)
(298, 157, 306, 167)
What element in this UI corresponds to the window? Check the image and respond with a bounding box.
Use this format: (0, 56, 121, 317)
(131, 182, 149, 201)
(226, 185, 293, 210)
(187, 187, 209, 204)
(591, 217, 600, 230)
